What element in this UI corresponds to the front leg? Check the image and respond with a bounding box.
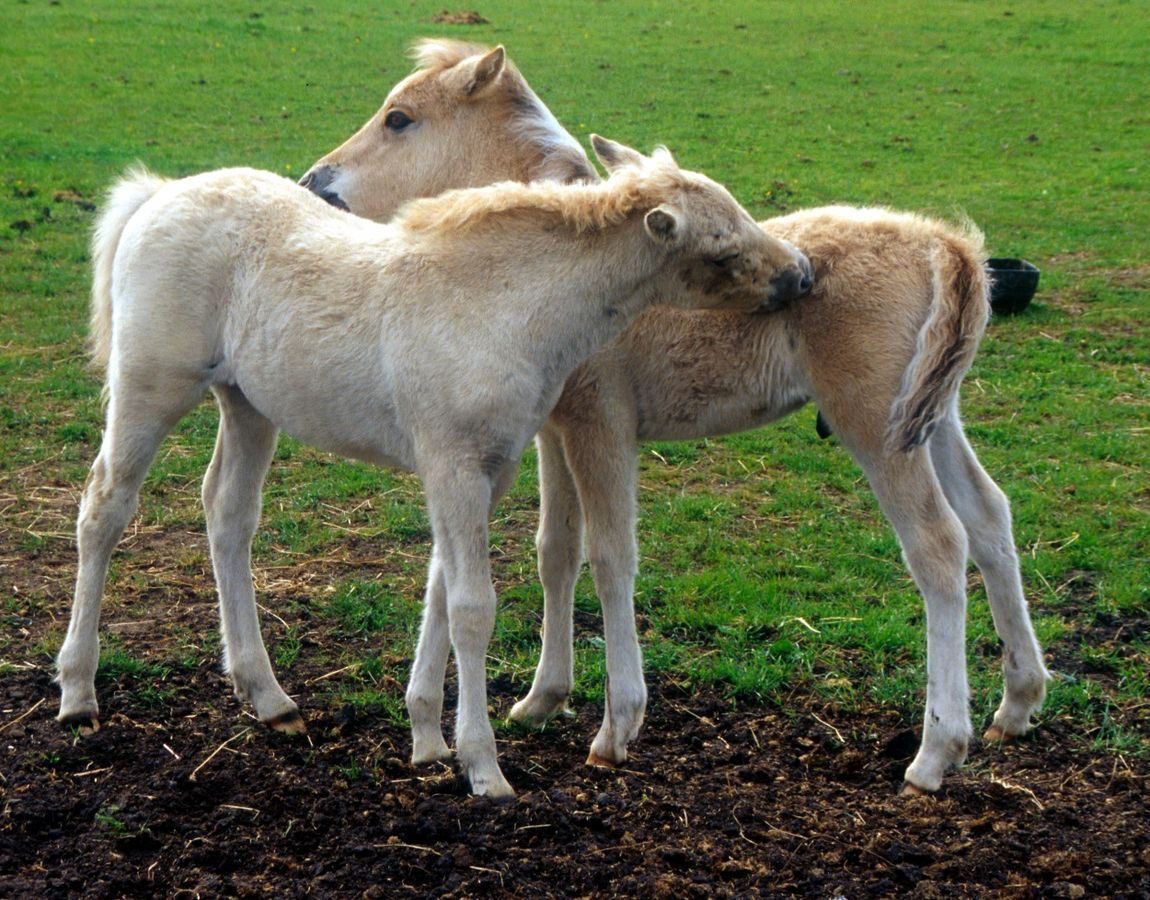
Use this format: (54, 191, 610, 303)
(422, 468, 513, 798)
(510, 426, 583, 725)
(565, 424, 646, 767)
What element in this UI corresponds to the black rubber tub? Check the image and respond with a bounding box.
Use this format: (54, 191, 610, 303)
(987, 257, 1040, 315)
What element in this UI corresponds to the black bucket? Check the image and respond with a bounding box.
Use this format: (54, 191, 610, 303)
(987, 258, 1040, 315)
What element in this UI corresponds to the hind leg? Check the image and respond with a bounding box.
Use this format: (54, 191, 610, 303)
(929, 412, 1049, 740)
(406, 549, 453, 764)
(202, 386, 300, 731)
(57, 378, 204, 730)
(852, 444, 973, 792)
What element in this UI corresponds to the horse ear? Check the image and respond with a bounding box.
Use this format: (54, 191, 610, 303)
(644, 206, 679, 244)
(461, 45, 506, 96)
(591, 135, 647, 174)
(650, 145, 677, 167)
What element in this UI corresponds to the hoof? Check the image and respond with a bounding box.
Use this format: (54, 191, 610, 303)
(585, 751, 619, 769)
(508, 694, 573, 727)
(983, 725, 1011, 742)
(473, 781, 516, 800)
(265, 711, 307, 735)
(411, 743, 454, 766)
(468, 772, 515, 799)
(899, 781, 931, 798)
(60, 715, 100, 736)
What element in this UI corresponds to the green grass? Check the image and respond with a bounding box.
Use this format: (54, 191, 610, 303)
(1, 2, 1146, 760)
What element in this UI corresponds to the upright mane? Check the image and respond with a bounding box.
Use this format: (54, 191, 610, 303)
(397, 151, 681, 239)
(409, 37, 487, 71)
(411, 38, 597, 184)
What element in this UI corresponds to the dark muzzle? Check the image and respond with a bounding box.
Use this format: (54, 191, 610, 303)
(298, 165, 349, 211)
(762, 253, 814, 311)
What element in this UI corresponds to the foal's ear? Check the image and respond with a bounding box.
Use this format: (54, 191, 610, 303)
(644, 206, 680, 244)
(591, 135, 648, 174)
(459, 45, 506, 96)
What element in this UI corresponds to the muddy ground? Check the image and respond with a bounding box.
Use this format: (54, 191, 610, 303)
(3, 651, 1148, 898)
(2, 510, 1148, 898)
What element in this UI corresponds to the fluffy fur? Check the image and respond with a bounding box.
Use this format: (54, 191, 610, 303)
(58, 141, 810, 798)
(300, 41, 1050, 794)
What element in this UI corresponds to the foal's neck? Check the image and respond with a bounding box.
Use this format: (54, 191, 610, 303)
(533, 221, 670, 372)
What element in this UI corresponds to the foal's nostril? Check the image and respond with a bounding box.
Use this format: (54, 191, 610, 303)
(298, 168, 323, 191)
(298, 165, 350, 212)
(799, 271, 813, 294)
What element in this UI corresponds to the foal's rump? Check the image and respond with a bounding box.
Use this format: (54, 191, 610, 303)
(90, 166, 172, 371)
(766, 206, 989, 455)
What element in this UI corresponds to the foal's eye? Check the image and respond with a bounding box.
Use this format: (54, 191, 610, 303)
(384, 109, 415, 132)
(706, 252, 741, 269)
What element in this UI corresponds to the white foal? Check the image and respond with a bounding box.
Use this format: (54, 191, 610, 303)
(56, 138, 812, 797)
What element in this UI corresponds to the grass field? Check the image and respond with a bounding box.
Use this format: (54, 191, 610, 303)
(1, 0, 1147, 767)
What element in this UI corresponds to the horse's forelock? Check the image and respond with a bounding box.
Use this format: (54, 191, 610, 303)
(409, 38, 494, 73)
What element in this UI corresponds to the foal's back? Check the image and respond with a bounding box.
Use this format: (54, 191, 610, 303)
(117, 167, 392, 308)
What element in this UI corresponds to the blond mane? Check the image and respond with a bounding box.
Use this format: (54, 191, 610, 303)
(396, 152, 680, 239)
(409, 38, 486, 71)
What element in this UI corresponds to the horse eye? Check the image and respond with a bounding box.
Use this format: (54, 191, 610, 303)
(706, 252, 741, 268)
(384, 110, 414, 132)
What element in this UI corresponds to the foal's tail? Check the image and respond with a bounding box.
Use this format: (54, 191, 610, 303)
(89, 165, 170, 371)
(886, 224, 990, 453)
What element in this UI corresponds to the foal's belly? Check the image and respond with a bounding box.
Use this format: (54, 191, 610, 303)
(223, 359, 417, 471)
(602, 305, 810, 443)
(635, 393, 808, 442)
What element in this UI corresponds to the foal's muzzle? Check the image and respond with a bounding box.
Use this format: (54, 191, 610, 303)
(761, 250, 814, 312)
(298, 165, 349, 211)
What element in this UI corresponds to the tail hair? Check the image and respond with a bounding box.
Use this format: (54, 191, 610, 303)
(886, 224, 990, 453)
(89, 164, 170, 371)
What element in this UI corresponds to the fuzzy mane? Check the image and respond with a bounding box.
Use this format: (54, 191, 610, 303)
(410, 38, 487, 71)
(411, 38, 596, 183)
(396, 151, 680, 238)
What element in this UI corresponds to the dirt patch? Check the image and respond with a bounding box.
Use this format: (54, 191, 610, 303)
(3, 495, 1148, 896)
(3, 658, 1149, 898)
(430, 11, 490, 26)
